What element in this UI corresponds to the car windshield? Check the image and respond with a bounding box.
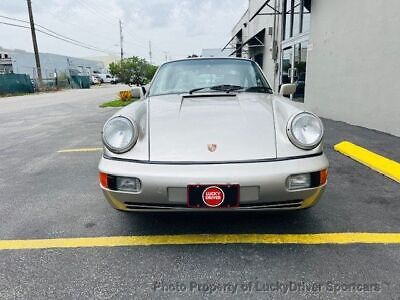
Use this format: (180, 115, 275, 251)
(148, 59, 272, 96)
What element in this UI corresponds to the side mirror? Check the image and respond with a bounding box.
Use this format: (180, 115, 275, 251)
(279, 83, 297, 96)
(131, 87, 142, 99)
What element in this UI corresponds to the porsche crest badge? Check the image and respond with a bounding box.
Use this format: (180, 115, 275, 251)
(207, 144, 217, 152)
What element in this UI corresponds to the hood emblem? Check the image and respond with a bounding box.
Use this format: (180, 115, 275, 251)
(207, 144, 217, 152)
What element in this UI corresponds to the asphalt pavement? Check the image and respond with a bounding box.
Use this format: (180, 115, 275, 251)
(0, 85, 399, 299)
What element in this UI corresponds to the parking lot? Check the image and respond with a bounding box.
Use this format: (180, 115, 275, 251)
(0, 85, 399, 299)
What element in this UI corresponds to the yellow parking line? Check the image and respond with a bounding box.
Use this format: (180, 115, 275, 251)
(1, 233, 400, 251)
(334, 141, 400, 183)
(57, 147, 102, 153)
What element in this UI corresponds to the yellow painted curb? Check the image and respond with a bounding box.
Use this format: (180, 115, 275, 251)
(1, 233, 400, 251)
(334, 141, 400, 183)
(58, 147, 102, 153)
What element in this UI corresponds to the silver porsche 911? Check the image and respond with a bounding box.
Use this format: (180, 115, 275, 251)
(98, 58, 329, 211)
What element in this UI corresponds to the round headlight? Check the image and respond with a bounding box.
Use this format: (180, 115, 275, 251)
(287, 112, 323, 150)
(102, 116, 137, 153)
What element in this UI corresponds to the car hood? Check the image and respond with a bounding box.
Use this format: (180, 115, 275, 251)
(148, 93, 277, 162)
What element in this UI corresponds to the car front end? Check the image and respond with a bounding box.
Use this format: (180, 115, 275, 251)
(99, 154, 328, 212)
(98, 58, 329, 212)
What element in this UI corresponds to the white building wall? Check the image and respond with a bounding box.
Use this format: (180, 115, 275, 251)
(306, 0, 400, 136)
(244, 0, 279, 89)
(232, 10, 248, 38)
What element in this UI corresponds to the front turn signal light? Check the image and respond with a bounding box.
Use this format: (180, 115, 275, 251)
(99, 172, 108, 188)
(320, 169, 328, 185)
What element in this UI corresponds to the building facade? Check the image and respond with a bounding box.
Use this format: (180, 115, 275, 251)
(0, 48, 104, 79)
(0, 52, 13, 74)
(201, 48, 231, 58)
(224, 0, 400, 136)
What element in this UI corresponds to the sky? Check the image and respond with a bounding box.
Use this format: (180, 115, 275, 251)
(0, 0, 248, 64)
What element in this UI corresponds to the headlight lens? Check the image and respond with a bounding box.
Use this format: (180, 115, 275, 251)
(102, 116, 137, 153)
(287, 112, 323, 150)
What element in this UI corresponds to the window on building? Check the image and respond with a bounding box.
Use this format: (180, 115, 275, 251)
(283, 0, 311, 40)
(283, 0, 292, 40)
(301, 0, 311, 33)
(292, 42, 308, 102)
(254, 53, 264, 69)
(293, 0, 301, 36)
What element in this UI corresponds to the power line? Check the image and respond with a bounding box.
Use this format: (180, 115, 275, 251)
(0, 16, 146, 60)
(74, 1, 182, 58)
(0, 20, 115, 54)
(122, 27, 187, 59)
(1, 9, 184, 62)
(63, 4, 150, 56)
(0, 21, 30, 29)
(119, 21, 186, 57)
(78, 0, 119, 27)
(122, 31, 149, 50)
(62, 1, 185, 60)
(82, 0, 120, 21)
(45, 9, 120, 51)
(58, 3, 154, 57)
(0, 15, 109, 51)
(0, 15, 115, 54)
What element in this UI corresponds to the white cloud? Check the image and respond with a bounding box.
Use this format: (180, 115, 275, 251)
(0, 0, 248, 64)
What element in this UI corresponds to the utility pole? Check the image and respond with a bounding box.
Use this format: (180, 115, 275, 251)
(26, 0, 42, 87)
(119, 19, 124, 61)
(164, 51, 168, 62)
(148, 40, 152, 64)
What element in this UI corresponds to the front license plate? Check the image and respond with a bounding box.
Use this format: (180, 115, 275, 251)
(187, 184, 240, 208)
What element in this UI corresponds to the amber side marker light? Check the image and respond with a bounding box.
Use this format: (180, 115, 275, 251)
(99, 172, 108, 188)
(99, 172, 142, 192)
(320, 169, 328, 185)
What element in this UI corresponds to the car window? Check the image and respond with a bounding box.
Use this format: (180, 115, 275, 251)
(149, 59, 271, 96)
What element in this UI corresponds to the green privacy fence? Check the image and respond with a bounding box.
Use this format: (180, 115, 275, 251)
(0, 74, 34, 95)
(39, 75, 90, 90)
(0, 74, 91, 95)
(70, 75, 90, 89)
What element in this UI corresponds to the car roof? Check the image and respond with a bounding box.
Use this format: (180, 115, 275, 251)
(159, 57, 253, 67)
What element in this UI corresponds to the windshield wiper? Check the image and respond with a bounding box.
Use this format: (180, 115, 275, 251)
(243, 86, 273, 94)
(189, 84, 243, 94)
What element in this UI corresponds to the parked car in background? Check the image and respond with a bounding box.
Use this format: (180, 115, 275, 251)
(30, 79, 38, 92)
(110, 76, 119, 84)
(97, 73, 113, 84)
(91, 75, 101, 85)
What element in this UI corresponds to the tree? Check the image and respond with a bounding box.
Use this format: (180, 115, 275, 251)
(145, 64, 158, 82)
(109, 56, 158, 85)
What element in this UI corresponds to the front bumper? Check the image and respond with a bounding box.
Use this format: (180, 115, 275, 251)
(98, 154, 329, 212)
